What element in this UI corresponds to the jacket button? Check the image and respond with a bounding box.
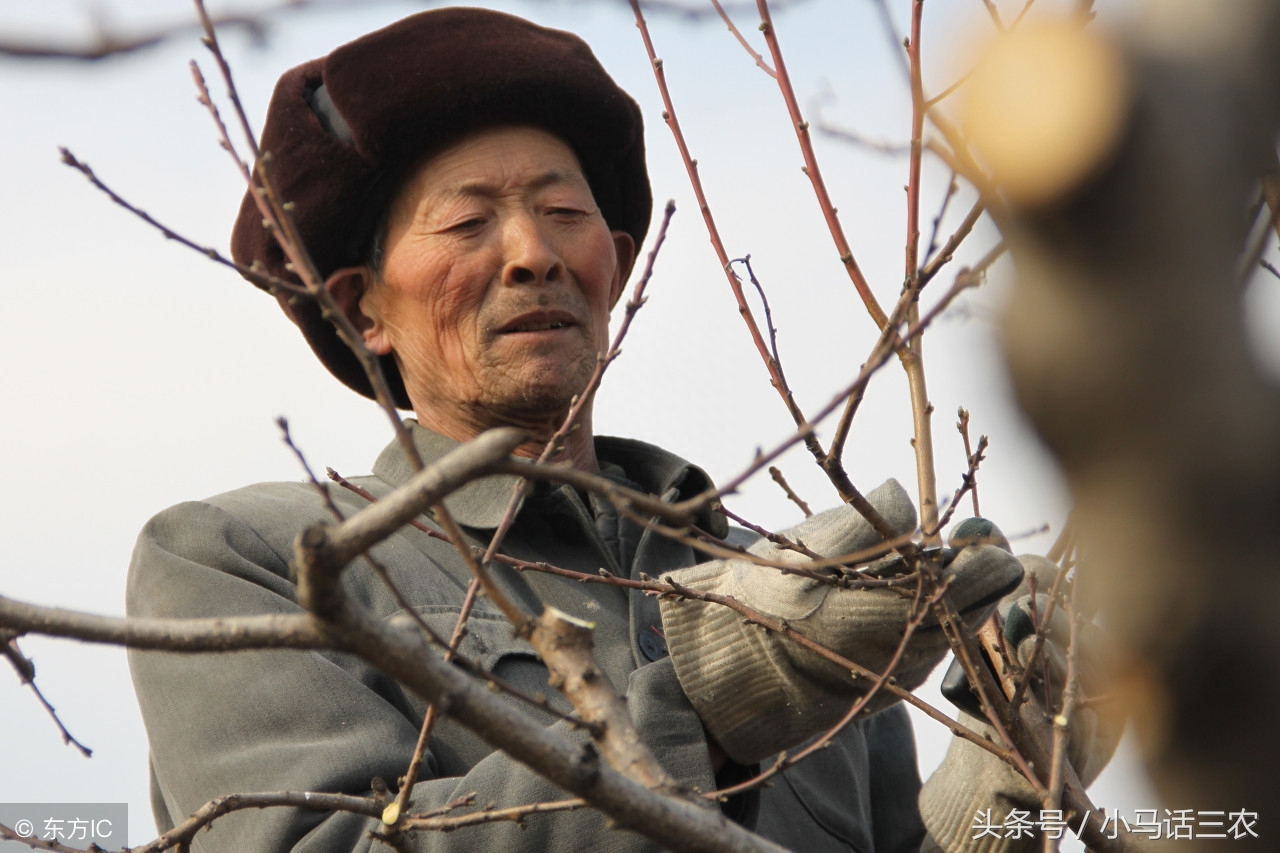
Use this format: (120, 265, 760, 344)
(639, 627, 668, 662)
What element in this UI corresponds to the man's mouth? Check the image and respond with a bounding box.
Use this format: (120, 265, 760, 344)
(499, 311, 578, 334)
(508, 320, 571, 332)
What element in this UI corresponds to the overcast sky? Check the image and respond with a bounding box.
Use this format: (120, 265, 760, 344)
(8, 0, 1270, 846)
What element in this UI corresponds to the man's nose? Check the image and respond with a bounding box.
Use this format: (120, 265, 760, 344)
(502, 213, 565, 286)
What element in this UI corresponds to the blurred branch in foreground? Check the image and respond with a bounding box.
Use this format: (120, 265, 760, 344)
(966, 1, 1280, 839)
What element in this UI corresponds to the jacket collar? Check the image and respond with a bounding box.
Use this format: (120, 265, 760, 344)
(372, 420, 728, 536)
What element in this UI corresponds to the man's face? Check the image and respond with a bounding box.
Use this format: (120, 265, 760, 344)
(358, 126, 634, 435)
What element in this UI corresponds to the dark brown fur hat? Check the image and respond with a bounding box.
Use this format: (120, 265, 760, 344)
(230, 7, 650, 407)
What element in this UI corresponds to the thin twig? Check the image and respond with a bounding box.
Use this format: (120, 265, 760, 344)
(1010, 563, 1071, 712)
(479, 201, 675, 567)
(1259, 153, 1280, 245)
(825, 364, 866, 467)
(393, 579, 480, 820)
(713, 505, 827, 560)
(868, 0, 910, 82)
(0, 13, 267, 61)
(732, 256, 788, 381)
(1013, 0, 1043, 28)
(900, 0, 941, 543)
(768, 466, 812, 516)
(278, 417, 344, 522)
(934, 589, 1047, 800)
(812, 119, 912, 156)
(423, 470, 681, 792)
(904, 2, 927, 288)
(698, 263, 986, 518)
(956, 407, 983, 516)
(439, 505, 530, 630)
(636, 518, 918, 587)
(637, 2, 901, 547)
(330, 468, 911, 588)
(824, 271, 926, 529)
(929, 434, 988, 536)
(388, 508, 541, 835)
(0, 598, 329, 652)
(282, 435, 454, 658)
(921, 65, 1009, 225)
(283, 422, 465, 752)
(656, 573, 1018, 763)
(710, 0, 776, 77)
(923, 173, 959, 265)
(400, 798, 586, 832)
(130, 791, 382, 853)
(58, 148, 305, 297)
(755, 0, 889, 329)
(919, 201, 988, 286)
(639, 1, 917, 557)
(630, 0, 821, 442)
(980, 0, 1007, 31)
(288, 535, 791, 853)
(925, 71, 972, 108)
(1243, 164, 1280, 287)
(494, 459, 696, 528)
(1027, 575, 1055, 713)
(1, 822, 105, 852)
(190, 59, 245, 172)
(191, 7, 422, 473)
(1046, 514, 1075, 565)
(710, 573, 941, 799)
(2, 635, 92, 757)
(194, 0, 260, 160)
(307, 430, 526, 586)
(1042, 588, 1082, 850)
(530, 543, 916, 595)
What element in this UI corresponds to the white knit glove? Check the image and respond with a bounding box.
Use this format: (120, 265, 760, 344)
(658, 479, 1025, 764)
(919, 554, 1125, 853)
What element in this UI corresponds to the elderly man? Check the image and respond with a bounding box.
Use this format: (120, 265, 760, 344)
(127, 8, 1116, 853)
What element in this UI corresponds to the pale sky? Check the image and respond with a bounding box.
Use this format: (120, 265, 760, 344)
(8, 0, 1263, 846)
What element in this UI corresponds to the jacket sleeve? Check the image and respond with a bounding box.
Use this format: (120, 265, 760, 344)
(865, 705, 928, 853)
(126, 495, 720, 853)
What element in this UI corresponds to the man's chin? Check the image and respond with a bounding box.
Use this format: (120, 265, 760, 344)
(484, 380, 593, 428)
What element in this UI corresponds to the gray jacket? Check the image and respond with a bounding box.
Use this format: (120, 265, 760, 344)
(127, 422, 926, 852)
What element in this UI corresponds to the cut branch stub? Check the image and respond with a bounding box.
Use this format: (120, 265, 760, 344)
(534, 607, 680, 792)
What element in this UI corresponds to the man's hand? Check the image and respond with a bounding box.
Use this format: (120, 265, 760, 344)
(658, 479, 1024, 765)
(919, 551, 1126, 853)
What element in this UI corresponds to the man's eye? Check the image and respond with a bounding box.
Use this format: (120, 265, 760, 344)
(547, 207, 586, 217)
(451, 217, 487, 232)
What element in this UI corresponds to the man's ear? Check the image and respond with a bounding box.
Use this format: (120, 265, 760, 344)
(609, 230, 637, 309)
(325, 266, 392, 355)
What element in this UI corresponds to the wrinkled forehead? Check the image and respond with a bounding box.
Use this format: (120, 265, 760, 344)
(384, 125, 595, 226)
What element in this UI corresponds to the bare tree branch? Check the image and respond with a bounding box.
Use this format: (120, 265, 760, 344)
(59, 148, 305, 297)
(131, 791, 384, 853)
(0, 13, 268, 61)
(399, 797, 585, 832)
(0, 600, 327, 652)
(291, 526, 789, 853)
(767, 466, 812, 517)
(981, 0, 1280, 834)
(2, 634, 92, 757)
